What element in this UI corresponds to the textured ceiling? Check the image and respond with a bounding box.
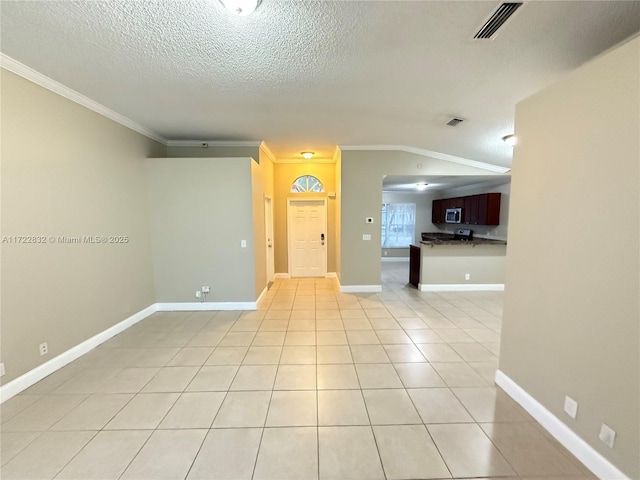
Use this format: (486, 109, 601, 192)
(2, 1, 640, 167)
(383, 175, 510, 193)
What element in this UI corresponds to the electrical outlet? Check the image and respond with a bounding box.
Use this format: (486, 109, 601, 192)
(39, 342, 48, 356)
(599, 423, 616, 448)
(195, 291, 202, 299)
(564, 395, 578, 419)
(363, 234, 371, 240)
(0, 363, 5, 377)
(464, 273, 470, 281)
(240, 240, 247, 248)
(202, 286, 210, 293)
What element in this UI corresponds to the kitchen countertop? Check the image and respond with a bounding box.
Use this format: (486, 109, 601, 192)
(419, 238, 507, 246)
(418, 233, 507, 246)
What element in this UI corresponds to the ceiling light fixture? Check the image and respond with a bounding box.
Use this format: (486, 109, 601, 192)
(502, 134, 517, 146)
(301, 151, 315, 159)
(219, 0, 261, 16)
(416, 183, 429, 191)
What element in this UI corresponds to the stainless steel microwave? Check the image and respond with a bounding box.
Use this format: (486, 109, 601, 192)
(445, 208, 462, 223)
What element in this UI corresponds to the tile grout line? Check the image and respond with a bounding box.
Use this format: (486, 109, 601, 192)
(117, 311, 222, 480)
(351, 297, 388, 480)
(249, 305, 285, 480)
(315, 284, 321, 480)
(178, 312, 239, 480)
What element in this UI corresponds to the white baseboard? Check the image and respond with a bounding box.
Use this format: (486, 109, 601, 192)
(419, 283, 504, 292)
(275, 273, 337, 280)
(381, 257, 410, 262)
(156, 301, 256, 311)
(256, 286, 268, 307)
(340, 285, 383, 293)
(0, 304, 158, 404)
(495, 370, 629, 480)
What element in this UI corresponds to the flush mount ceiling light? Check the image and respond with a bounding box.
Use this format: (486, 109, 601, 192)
(416, 183, 429, 190)
(301, 151, 315, 159)
(502, 134, 518, 146)
(219, 0, 261, 16)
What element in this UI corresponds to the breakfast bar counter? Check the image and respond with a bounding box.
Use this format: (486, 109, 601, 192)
(420, 238, 507, 247)
(411, 232, 507, 291)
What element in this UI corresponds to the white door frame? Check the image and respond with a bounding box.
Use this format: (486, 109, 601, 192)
(264, 195, 275, 283)
(287, 198, 328, 278)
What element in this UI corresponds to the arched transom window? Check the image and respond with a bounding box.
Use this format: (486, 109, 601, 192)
(291, 175, 324, 193)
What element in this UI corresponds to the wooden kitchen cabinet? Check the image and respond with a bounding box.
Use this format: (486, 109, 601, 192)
(477, 193, 501, 225)
(463, 195, 479, 224)
(433, 193, 501, 225)
(431, 199, 442, 224)
(409, 245, 420, 288)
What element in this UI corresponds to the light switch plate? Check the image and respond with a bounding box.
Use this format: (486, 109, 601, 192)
(362, 234, 371, 240)
(564, 395, 578, 419)
(599, 423, 616, 448)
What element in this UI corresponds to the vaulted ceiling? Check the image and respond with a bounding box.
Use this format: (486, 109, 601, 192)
(2, 1, 639, 167)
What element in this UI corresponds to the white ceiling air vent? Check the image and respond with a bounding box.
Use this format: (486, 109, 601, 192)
(474, 3, 523, 40)
(446, 117, 465, 127)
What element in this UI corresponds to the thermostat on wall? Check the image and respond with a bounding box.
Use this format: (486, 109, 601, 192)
(365, 217, 374, 224)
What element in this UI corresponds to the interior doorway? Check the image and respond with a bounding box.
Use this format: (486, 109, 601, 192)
(264, 196, 275, 283)
(287, 199, 327, 277)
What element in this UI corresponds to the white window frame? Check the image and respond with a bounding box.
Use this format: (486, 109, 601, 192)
(381, 202, 416, 248)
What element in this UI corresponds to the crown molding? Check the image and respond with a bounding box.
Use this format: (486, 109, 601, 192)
(166, 140, 261, 147)
(339, 144, 510, 174)
(332, 146, 342, 164)
(1, 55, 512, 173)
(1, 54, 168, 145)
(259, 142, 278, 163)
(272, 157, 336, 164)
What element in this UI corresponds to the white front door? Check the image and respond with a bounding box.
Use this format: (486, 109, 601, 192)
(264, 196, 275, 283)
(287, 199, 327, 278)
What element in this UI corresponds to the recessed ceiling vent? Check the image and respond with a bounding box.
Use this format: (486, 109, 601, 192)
(446, 117, 465, 127)
(474, 2, 523, 40)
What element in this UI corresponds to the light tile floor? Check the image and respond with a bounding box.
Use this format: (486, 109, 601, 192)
(1, 263, 597, 479)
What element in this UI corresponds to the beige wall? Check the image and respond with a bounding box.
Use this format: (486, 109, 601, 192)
(273, 163, 337, 275)
(340, 150, 500, 286)
(167, 145, 260, 159)
(500, 37, 639, 478)
(252, 147, 274, 296)
(437, 181, 511, 240)
(420, 244, 506, 285)
(146, 157, 257, 302)
(1, 69, 164, 384)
